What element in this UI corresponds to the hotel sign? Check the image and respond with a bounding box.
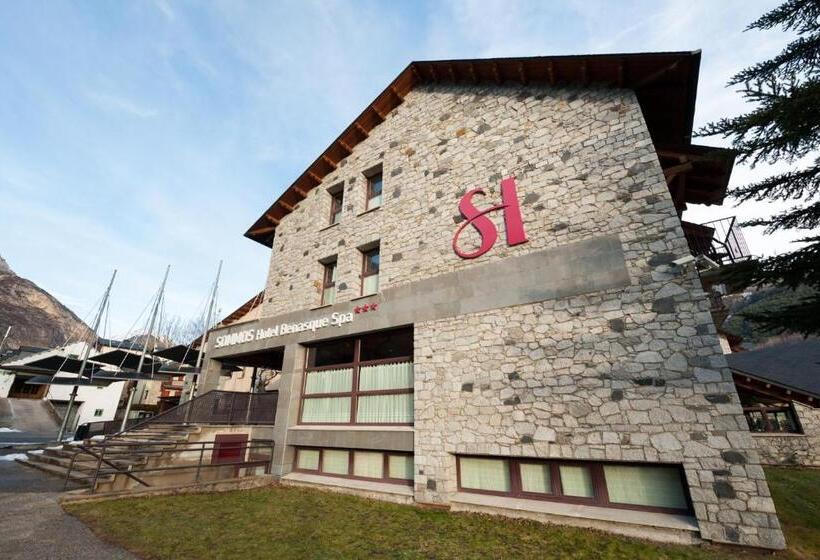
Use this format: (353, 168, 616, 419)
(452, 176, 528, 259)
(213, 310, 359, 350)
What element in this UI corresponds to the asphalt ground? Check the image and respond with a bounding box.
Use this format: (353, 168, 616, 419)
(0, 455, 138, 559)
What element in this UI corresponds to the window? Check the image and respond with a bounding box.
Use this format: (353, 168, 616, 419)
(329, 186, 344, 225)
(93, 409, 104, 417)
(300, 328, 413, 425)
(365, 171, 383, 210)
(743, 404, 802, 433)
(321, 260, 337, 306)
(456, 457, 691, 514)
(361, 245, 380, 296)
(295, 447, 413, 485)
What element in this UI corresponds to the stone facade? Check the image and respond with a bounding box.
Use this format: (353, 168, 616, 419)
(753, 403, 820, 467)
(217, 82, 784, 549)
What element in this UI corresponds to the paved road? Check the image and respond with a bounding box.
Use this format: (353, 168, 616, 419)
(0, 459, 138, 559)
(0, 397, 60, 445)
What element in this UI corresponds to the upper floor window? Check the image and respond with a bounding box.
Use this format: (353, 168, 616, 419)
(361, 245, 380, 296)
(366, 171, 383, 210)
(329, 185, 344, 225)
(321, 259, 337, 306)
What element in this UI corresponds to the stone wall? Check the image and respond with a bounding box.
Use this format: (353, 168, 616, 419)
(254, 82, 784, 549)
(754, 403, 820, 467)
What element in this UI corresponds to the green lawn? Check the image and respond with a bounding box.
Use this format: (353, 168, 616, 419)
(65, 467, 820, 560)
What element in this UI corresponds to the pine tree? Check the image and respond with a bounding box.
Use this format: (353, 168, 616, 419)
(698, 0, 820, 337)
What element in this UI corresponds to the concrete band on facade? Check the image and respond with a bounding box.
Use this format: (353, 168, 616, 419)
(201, 79, 785, 549)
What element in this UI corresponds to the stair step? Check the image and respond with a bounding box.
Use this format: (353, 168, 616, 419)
(15, 458, 103, 485)
(29, 452, 144, 472)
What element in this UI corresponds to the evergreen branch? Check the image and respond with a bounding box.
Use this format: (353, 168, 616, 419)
(696, 79, 820, 164)
(747, 0, 820, 34)
(731, 35, 820, 85)
(723, 240, 820, 289)
(739, 292, 820, 337)
(730, 163, 820, 203)
(742, 200, 820, 232)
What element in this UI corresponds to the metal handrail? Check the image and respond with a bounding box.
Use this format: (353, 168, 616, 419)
(97, 390, 278, 439)
(63, 439, 275, 493)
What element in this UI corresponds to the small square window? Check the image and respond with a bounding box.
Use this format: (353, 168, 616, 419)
(93, 409, 104, 417)
(297, 449, 320, 471)
(366, 172, 382, 210)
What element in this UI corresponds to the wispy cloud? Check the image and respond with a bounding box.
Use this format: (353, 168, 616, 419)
(85, 90, 159, 118)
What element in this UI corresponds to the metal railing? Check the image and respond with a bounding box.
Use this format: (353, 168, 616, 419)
(63, 439, 275, 493)
(683, 217, 751, 265)
(75, 390, 278, 440)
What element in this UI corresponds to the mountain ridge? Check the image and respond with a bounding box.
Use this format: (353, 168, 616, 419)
(0, 255, 91, 351)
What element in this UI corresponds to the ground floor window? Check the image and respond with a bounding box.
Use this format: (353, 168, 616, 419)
(456, 456, 691, 514)
(295, 447, 413, 485)
(300, 327, 414, 426)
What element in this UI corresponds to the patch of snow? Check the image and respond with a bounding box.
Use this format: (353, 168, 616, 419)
(0, 453, 27, 461)
(90, 435, 105, 440)
(0, 428, 21, 433)
(29, 449, 44, 455)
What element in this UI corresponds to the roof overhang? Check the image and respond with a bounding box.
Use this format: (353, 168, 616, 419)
(732, 369, 819, 408)
(246, 51, 704, 247)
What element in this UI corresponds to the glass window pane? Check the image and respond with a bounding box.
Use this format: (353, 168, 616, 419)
(460, 457, 510, 492)
(304, 368, 352, 394)
(301, 397, 351, 423)
(559, 465, 594, 498)
(356, 393, 413, 423)
(368, 194, 382, 209)
(297, 449, 320, 470)
(362, 274, 379, 295)
(604, 465, 688, 510)
(322, 286, 336, 306)
(359, 362, 413, 391)
(322, 449, 349, 475)
(359, 328, 413, 361)
(520, 463, 552, 494)
(353, 451, 384, 479)
(388, 455, 414, 480)
(308, 338, 355, 367)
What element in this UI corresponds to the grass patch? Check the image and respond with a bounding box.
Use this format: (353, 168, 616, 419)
(65, 467, 820, 560)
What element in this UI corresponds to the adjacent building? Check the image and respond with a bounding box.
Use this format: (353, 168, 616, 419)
(728, 338, 820, 467)
(199, 52, 786, 549)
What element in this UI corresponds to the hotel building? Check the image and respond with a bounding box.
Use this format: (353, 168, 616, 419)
(199, 52, 785, 549)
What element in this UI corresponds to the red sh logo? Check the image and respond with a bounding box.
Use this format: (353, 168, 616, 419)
(452, 177, 529, 259)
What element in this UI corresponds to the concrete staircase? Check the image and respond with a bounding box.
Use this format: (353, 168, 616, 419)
(16, 423, 201, 489)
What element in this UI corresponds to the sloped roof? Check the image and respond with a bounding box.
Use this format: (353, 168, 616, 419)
(246, 51, 709, 247)
(727, 339, 820, 400)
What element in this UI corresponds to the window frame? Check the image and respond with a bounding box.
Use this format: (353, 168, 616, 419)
(298, 328, 413, 426)
(320, 259, 337, 306)
(743, 403, 803, 434)
(365, 171, 383, 211)
(360, 245, 380, 296)
(294, 446, 413, 486)
(328, 185, 344, 225)
(455, 456, 693, 515)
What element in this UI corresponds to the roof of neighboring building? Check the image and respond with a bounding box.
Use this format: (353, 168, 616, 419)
(219, 291, 265, 327)
(727, 339, 820, 400)
(246, 51, 733, 247)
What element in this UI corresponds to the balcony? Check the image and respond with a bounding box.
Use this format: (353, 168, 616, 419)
(682, 216, 751, 266)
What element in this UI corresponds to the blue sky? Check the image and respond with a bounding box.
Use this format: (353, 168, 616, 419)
(0, 0, 801, 336)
